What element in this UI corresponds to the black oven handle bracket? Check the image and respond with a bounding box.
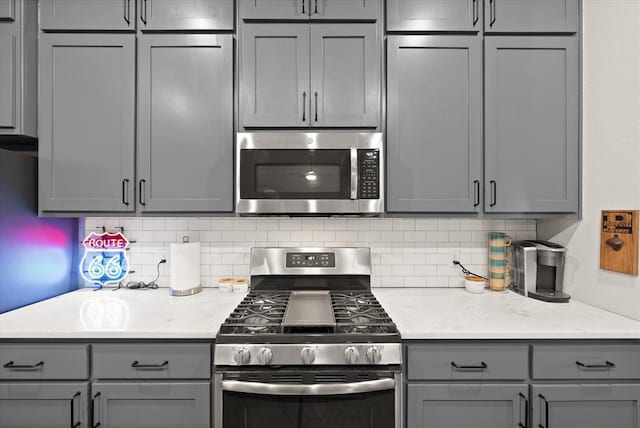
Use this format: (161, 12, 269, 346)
(221, 378, 395, 396)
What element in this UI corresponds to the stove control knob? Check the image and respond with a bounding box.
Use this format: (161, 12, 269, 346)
(366, 347, 382, 364)
(234, 347, 251, 365)
(344, 346, 360, 364)
(300, 347, 316, 365)
(257, 347, 273, 365)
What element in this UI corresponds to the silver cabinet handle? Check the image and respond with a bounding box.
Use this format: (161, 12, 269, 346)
(92, 392, 101, 428)
(350, 147, 358, 200)
(302, 91, 307, 122)
(314, 91, 318, 122)
(140, 0, 147, 25)
(490, 0, 496, 27)
(222, 378, 395, 396)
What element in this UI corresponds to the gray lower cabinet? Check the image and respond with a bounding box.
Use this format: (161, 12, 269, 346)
(39, 34, 136, 213)
(0, 0, 15, 21)
(137, 34, 233, 212)
(484, 36, 579, 213)
(0, 382, 89, 428)
(241, 23, 380, 129)
(386, 35, 482, 213)
(407, 384, 528, 428)
(241, 23, 309, 128)
(531, 384, 640, 428)
(240, 0, 379, 21)
(91, 382, 210, 428)
(0, 0, 36, 138)
(138, 0, 234, 31)
(40, 0, 136, 31)
(310, 23, 379, 127)
(484, 0, 579, 34)
(386, 0, 482, 32)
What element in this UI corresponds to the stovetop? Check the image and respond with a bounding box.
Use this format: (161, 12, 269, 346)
(216, 290, 400, 344)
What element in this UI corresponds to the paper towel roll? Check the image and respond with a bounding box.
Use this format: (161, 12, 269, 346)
(169, 242, 202, 296)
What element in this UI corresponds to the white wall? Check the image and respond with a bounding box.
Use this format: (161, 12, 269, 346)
(538, 0, 640, 320)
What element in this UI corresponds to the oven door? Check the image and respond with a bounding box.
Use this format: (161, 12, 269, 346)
(214, 370, 402, 428)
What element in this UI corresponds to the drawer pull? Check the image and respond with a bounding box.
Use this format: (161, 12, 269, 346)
(518, 392, 528, 428)
(538, 394, 549, 428)
(71, 391, 81, 428)
(3, 360, 44, 369)
(451, 361, 488, 370)
(576, 360, 615, 369)
(131, 360, 169, 369)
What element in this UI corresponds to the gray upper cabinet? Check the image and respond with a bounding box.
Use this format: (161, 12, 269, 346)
(484, 0, 579, 33)
(39, 34, 136, 213)
(92, 382, 210, 428)
(386, 0, 482, 32)
(241, 23, 380, 129)
(240, 0, 380, 21)
(310, 24, 379, 127)
(387, 36, 482, 213)
(408, 384, 528, 428)
(138, 0, 234, 31)
(40, 0, 136, 31)
(531, 384, 640, 428)
(0, 0, 15, 20)
(484, 36, 579, 213)
(0, 0, 36, 138)
(137, 34, 233, 212)
(241, 23, 309, 128)
(0, 382, 89, 428)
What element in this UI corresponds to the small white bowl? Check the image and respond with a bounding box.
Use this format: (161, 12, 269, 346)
(464, 276, 486, 294)
(218, 278, 234, 293)
(233, 279, 249, 294)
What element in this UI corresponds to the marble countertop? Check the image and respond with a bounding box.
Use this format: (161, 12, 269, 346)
(374, 288, 640, 340)
(1, 288, 638, 340)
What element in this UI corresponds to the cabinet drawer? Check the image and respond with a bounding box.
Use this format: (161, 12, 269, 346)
(532, 344, 640, 380)
(0, 344, 89, 380)
(407, 344, 528, 380)
(93, 343, 211, 379)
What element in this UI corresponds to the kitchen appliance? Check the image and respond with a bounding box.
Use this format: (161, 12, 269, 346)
(236, 133, 383, 215)
(214, 247, 402, 428)
(512, 240, 570, 303)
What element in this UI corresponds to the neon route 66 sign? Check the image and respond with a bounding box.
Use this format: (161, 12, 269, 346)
(80, 232, 130, 288)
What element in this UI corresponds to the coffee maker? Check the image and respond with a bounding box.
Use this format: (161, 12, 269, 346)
(512, 240, 570, 303)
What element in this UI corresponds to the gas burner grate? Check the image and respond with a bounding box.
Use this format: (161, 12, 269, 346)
(219, 292, 290, 335)
(331, 291, 397, 335)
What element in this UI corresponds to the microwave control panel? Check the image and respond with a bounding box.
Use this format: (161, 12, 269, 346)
(358, 150, 379, 199)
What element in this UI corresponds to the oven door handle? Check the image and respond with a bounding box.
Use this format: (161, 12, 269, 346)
(221, 378, 395, 396)
(350, 147, 358, 200)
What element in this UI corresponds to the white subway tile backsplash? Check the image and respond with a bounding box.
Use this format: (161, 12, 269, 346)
(87, 217, 534, 289)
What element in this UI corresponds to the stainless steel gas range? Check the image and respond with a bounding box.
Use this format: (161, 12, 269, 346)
(214, 247, 402, 428)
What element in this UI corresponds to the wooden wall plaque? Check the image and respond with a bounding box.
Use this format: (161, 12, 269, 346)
(600, 210, 639, 276)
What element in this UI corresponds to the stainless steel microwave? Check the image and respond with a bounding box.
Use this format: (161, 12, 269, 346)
(236, 133, 384, 215)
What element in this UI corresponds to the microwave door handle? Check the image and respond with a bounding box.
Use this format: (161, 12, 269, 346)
(221, 378, 395, 396)
(350, 148, 358, 199)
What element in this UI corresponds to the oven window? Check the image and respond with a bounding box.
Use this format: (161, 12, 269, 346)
(240, 150, 351, 199)
(223, 390, 395, 428)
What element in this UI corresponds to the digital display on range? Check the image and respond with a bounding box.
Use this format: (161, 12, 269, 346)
(286, 252, 336, 268)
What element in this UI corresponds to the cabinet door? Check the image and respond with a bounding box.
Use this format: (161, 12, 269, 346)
(484, 36, 578, 213)
(240, 0, 309, 20)
(92, 382, 210, 428)
(0, 382, 88, 428)
(39, 34, 135, 213)
(387, 0, 481, 32)
(387, 36, 482, 212)
(484, 0, 578, 33)
(0, 0, 14, 21)
(241, 24, 310, 128)
(310, 24, 379, 128)
(137, 34, 233, 212)
(138, 0, 233, 31)
(312, 0, 380, 21)
(532, 384, 640, 428)
(40, 0, 135, 31)
(408, 384, 528, 428)
(0, 31, 16, 129)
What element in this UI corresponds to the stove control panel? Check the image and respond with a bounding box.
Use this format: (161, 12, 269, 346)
(286, 252, 335, 268)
